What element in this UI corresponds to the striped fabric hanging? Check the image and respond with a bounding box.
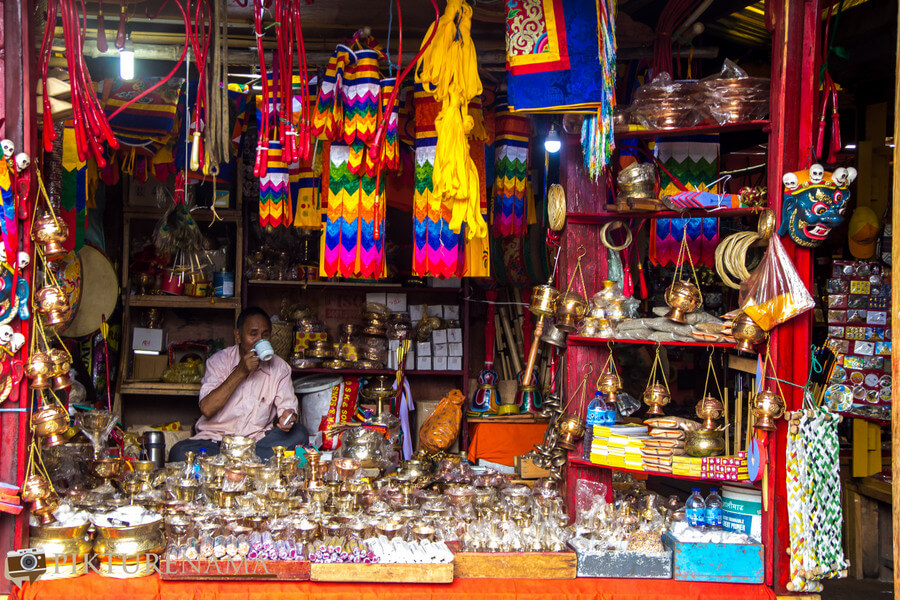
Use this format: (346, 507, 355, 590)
(259, 141, 293, 228)
(312, 44, 354, 140)
(493, 106, 530, 237)
(291, 82, 321, 229)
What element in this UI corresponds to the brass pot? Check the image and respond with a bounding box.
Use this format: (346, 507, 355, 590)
(752, 389, 785, 431)
(221, 435, 255, 459)
(732, 311, 767, 353)
(20, 474, 52, 503)
(32, 403, 70, 446)
(31, 493, 61, 524)
(47, 348, 73, 391)
(35, 286, 70, 327)
(555, 291, 587, 333)
(664, 280, 701, 323)
(530, 284, 560, 318)
(685, 429, 725, 457)
(32, 212, 69, 259)
(597, 372, 622, 404)
(25, 352, 54, 389)
(695, 394, 723, 430)
(643, 383, 670, 416)
(540, 323, 568, 349)
(555, 413, 585, 450)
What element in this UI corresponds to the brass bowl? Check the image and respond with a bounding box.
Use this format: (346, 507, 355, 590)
(333, 457, 361, 480)
(31, 535, 92, 560)
(555, 291, 587, 333)
(132, 461, 156, 476)
(91, 457, 126, 481)
(93, 531, 165, 557)
(555, 413, 585, 450)
(685, 429, 725, 457)
(732, 311, 767, 353)
(173, 482, 198, 502)
(643, 383, 671, 416)
(597, 372, 622, 404)
(32, 403, 71, 445)
(30, 521, 90, 541)
(695, 394, 723, 430)
(530, 284, 560, 318)
(752, 389, 785, 431)
(664, 280, 701, 323)
(221, 435, 255, 459)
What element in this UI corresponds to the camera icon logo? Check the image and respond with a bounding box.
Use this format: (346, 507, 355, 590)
(5, 549, 47, 587)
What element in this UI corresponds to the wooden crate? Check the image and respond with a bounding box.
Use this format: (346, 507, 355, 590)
(662, 533, 764, 583)
(452, 551, 576, 579)
(570, 544, 672, 579)
(515, 455, 552, 479)
(310, 562, 454, 583)
(159, 560, 310, 581)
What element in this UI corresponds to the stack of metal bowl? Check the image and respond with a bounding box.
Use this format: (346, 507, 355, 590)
(697, 77, 769, 124)
(631, 80, 701, 130)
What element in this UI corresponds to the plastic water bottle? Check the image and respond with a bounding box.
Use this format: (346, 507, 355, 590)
(686, 488, 707, 529)
(586, 392, 615, 427)
(705, 488, 723, 529)
(194, 448, 206, 480)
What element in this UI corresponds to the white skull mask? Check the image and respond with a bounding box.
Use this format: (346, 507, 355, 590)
(0, 140, 14, 160)
(17, 252, 29, 270)
(846, 167, 858, 184)
(14, 153, 29, 172)
(9, 332, 24, 353)
(0, 325, 14, 345)
(831, 167, 848, 186)
(782, 173, 800, 191)
(809, 164, 825, 184)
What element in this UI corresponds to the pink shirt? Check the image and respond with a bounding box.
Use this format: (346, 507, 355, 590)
(193, 345, 296, 442)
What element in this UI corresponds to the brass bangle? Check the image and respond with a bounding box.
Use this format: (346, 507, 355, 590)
(599, 220, 633, 252)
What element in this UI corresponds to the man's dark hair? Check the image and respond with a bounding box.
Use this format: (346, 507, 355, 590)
(236, 306, 271, 331)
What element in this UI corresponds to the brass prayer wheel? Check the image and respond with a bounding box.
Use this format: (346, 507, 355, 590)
(529, 284, 560, 318)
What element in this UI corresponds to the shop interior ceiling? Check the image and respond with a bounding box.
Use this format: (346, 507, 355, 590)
(45, 0, 887, 97)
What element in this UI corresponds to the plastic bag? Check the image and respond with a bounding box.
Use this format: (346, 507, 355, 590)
(630, 73, 702, 130)
(698, 59, 769, 125)
(739, 235, 815, 330)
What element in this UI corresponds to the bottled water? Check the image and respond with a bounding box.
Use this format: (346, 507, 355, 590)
(586, 391, 616, 427)
(686, 488, 707, 529)
(705, 488, 723, 529)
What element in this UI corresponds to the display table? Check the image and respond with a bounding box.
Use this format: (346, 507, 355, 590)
(14, 573, 777, 600)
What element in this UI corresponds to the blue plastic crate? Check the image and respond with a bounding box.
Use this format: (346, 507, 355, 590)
(662, 532, 764, 583)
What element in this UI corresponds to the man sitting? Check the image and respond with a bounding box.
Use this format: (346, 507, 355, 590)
(168, 307, 308, 462)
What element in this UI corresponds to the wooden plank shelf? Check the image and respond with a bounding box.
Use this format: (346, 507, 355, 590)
(119, 382, 202, 396)
(567, 207, 764, 224)
(570, 458, 760, 488)
(291, 368, 465, 377)
(248, 280, 461, 293)
(614, 119, 770, 141)
(568, 336, 733, 348)
(124, 208, 242, 222)
(309, 562, 454, 583)
(127, 295, 241, 309)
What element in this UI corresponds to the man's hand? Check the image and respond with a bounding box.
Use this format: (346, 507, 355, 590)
(237, 349, 260, 377)
(276, 409, 298, 432)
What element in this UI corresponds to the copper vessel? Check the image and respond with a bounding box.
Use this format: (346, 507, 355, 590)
(47, 348, 72, 391)
(664, 280, 701, 323)
(555, 413, 585, 450)
(597, 372, 622, 404)
(555, 291, 587, 333)
(643, 383, 671, 416)
(752, 389, 785, 431)
(25, 352, 54, 389)
(695, 394, 723, 430)
(732, 311, 767, 353)
(32, 213, 69, 260)
(20, 474, 52, 503)
(35, 286, 70, 327)
(31, 402, 70, 446)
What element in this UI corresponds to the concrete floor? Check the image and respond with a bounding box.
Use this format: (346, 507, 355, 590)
(821, 578, 893, 599)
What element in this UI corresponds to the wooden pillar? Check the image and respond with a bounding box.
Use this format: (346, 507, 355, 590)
(891, 1, 900, 596)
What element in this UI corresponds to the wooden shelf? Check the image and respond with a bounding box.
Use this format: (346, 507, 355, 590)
(467, 415, 550, 424)
(248, 280, 461, 293)
(292, 368, 465, 376)
(568, 336, 733, 348)
(567, 206, 764, 224)
(120, 381, 201, 396)
(614, 119, 770, 141)
(570, 458, 760, 488)
(127, 295, 241, 309)
(124, 207, 242, 222)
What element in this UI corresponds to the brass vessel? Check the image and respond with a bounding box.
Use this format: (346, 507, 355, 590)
(35, 286, 70, 327)
(47, 348, 73, 391)
(597, 372, 622, 404)
(555, 413, 585, 450)
(685, 429, 725, 457)
(32, 402, 70, 446)
(732, 311, 767, 353)
(25, 352, 54, 389)
(555, 291, 587, 333)
(752, 389, 785, 431)
(695, 395, 723, 430)
(20, 474, 52, 503)
(642, 383, 670, 416)
(32, 212, 69, 259)
(530, 284, 560, 318)
(664, 280, 701, 323)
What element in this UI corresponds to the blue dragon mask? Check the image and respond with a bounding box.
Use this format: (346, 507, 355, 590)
(778, 164, 856, 248)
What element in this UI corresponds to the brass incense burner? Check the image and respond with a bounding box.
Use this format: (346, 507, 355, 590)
(25, 352, 54, 389)
(597, 372, 622, 404)
(555, 414, 585, 450)
(35, 286, 70, 327)
(664, 281, 702, 323)
(752, 389, 785, 431)
(32, 213, 69, 260)
(31, 402, 70, 446)
(695, 395, 724, 430)
(555, 291, 587, 333)
(643, 383, 671, 416)
(47, 348, 72, 391)
(732, 311, 767, 353)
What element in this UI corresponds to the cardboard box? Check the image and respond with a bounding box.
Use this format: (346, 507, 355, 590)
(133, 328, 167, 353)
(416, 356, 432, 371)
(294, 332, 328, 354)
(443, 305, 460, 320)
(432, 329, 448, 344)
(132, 354, 169, 381)
(432, 342, 448, 357)
(366, 292, 388, 306)
(386, 293, 407, 313)
(416, 341, 432, 357)
(409, 305, 425, 322)
(515, 455, 552, 479)
(426, 305, 444, 318)
(448, 342, 464, 356)
(447, 328, 463, 343)
(448, 356, 462, 371)
(433, 356, 448, 371)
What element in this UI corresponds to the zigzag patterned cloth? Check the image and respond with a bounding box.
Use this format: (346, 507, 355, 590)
(312, 44, 354, 140)
(493, 107, 530, 237)
(259, 141, 293, 228)
(292, 83, 320, 229)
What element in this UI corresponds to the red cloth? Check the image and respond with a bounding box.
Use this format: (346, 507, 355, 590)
(14, 573, 777, 600)
(467, 422, 549, 467)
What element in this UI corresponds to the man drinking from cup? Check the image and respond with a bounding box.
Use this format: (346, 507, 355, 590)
(168, 306, 308, 462)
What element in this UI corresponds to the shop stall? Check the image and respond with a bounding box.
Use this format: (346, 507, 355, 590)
(0, 0, 887, 598)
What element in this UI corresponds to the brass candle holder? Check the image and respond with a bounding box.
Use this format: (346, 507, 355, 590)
(695, 394, 723, 430)
(752, 389, 785, 431)
(664, 280, 702, 323)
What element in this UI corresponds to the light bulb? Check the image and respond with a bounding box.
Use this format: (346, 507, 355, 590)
(544, 124, 561, 154)
(119, 40, 135, 80)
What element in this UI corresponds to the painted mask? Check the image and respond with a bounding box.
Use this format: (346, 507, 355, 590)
(777, 163, 851, 248)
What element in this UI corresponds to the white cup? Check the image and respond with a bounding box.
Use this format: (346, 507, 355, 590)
(254, 339, 275, 361)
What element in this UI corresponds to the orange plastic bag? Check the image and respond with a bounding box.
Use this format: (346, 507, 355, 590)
(739, 235, 815, 330)
(418, 389, 465, 453)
